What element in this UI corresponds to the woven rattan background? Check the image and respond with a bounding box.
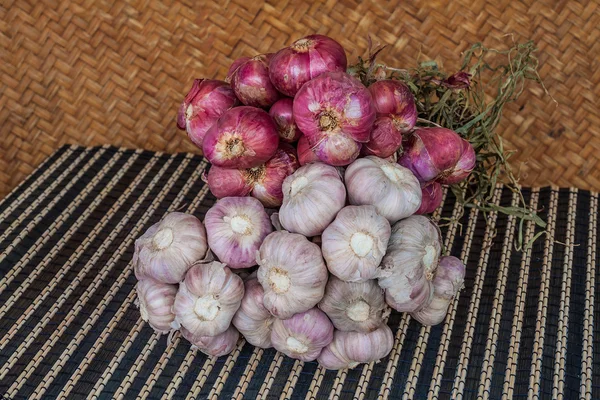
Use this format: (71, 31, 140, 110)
(1, 0, 599, 198)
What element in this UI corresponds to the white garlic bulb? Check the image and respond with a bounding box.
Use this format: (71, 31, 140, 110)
(257, 231, 328, 319)
(135, 278, 178, 334)
(317, 324, 394, 370)
(279, 163, 346, 236)
(321, 205, 391, 282)
(232, 278, 275, 348)
(181, 325, 240, 357)
(411, 256, 466, 326)
(378, 215, 442, 313)
(345, 156, 421, 223)
(205, 197, 273, 269)
(271, 308, 334, 362)
(134, 212, 208, 284)
(318, 276, 386, 333)
(173, 260, 244, 337)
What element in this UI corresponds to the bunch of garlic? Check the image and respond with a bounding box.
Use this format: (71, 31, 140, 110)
(411, 256, 466, 325)
(256, 231, 328, 318)
(271, 307, 334, 362)
(317, 325, 394, 370)
(345, 156, 421, 223)
(173, 260, 244, 337)
(318, 277, 386, 333)
(232, 277, 275, 348)
(321, 205, 390, 282)
(279, 163, 346, 236)
(378, 215, 442, 313)
(205, 196, 273, 269)
(134, 212, 208, 284)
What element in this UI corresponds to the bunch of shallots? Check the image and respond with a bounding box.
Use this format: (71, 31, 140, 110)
(131, 33, 474, 367)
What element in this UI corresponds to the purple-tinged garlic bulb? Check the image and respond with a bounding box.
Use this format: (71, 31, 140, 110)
(135, 278, 178, 334)
(181, 325, 240, 357)
(232, 277, 275, 348)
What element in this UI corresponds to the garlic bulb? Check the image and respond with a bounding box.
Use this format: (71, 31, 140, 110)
(279, 163, 346, 236)
(173, 261, 244, 337)
(344, 156, 421, 223)
(317, 324, 394, 370)
(232, 278, 275, 348)
(411, 256, 466, 326)
(378, 215, 442, 312)
(181, 325, 240, 357)
(318, 276, 385, 333)
(205, 197, 273, 269)
(321, 205, 391, 282)
(135, 278, 178, 334)
(257, 231, 328, 319)
(271, 308, 334, 362)
(134, 212, 208, 284)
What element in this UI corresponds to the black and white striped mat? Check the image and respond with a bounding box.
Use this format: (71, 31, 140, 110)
(0, 145, 597, 399)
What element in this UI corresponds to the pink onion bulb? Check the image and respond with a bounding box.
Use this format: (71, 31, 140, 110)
(177, 79, 239, 149)
(269, 98, 302, 142)
(296, 135, 319, 165)
(269, 34, 347, 97)
(203, 106, 279, 169)
(368, 80, 417, 133)
(229, 54, 281, 108)
(415, 181, 443, 215)
(293, 72, 375, 166)
(398, 128, 476, 184)
(361, 116, 403, 158)
(206, 144, 299, 207)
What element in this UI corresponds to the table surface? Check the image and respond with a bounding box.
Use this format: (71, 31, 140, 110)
(0, 145, 598, 399)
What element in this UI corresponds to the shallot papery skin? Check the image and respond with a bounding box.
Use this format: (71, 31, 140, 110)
(345, 156, 421, 223)
(321, 205, 391, 282)
(293, 72, 376, 166)
(368, 80, 417, 133)
(269, 34, 347, 97)
(136, 278, 178, 334)
(296, 135, 319, 165)
(279, 163, 347, 237)
(206, 165, 253, 199)
(271, 308, 334, 362)
(415, 181, 444, 215)
(411, 256, 466, 326)
(173, 261, 244, 337)
(257, 231, 328, 319)
(133, 212, 208, 284)
(202, 106, 279, 169)
(229, 54, 281, 108)
(269, 98, 302, 142)
(398, 127, 476, 184)
(181, 325, 240, 357)
(317, 324, 394, 370)
(177, 79, 239, 149)
(204, 196, 273, 269)
(361, 116, 403, 158)
(232, 278, 275, 348)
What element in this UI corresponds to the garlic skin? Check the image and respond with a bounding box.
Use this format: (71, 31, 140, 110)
(317, 324, 394, 370)
(318, 276, 385, 333)
(135, 278, 178, 334)
(279, 163, 346, 237)
(271, 308, 334, 362)
(173, 261, 244, 337)
(257, 231, 328, 319)
(344, 156, 421, 223)
(134, 212, 208, 284)
(378, 215, 442, 312)
(321, 205, 391, 282)
(232, 278, 275, 348)
(181, 325, 240, 357)
(205, 197, 273, 269)
(411, 256, 466, 326)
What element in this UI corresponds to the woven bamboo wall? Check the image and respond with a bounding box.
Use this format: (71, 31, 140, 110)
(1, 0, 599, 199)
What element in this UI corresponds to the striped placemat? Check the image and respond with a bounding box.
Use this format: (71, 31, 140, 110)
(0, 145, 597, 399)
